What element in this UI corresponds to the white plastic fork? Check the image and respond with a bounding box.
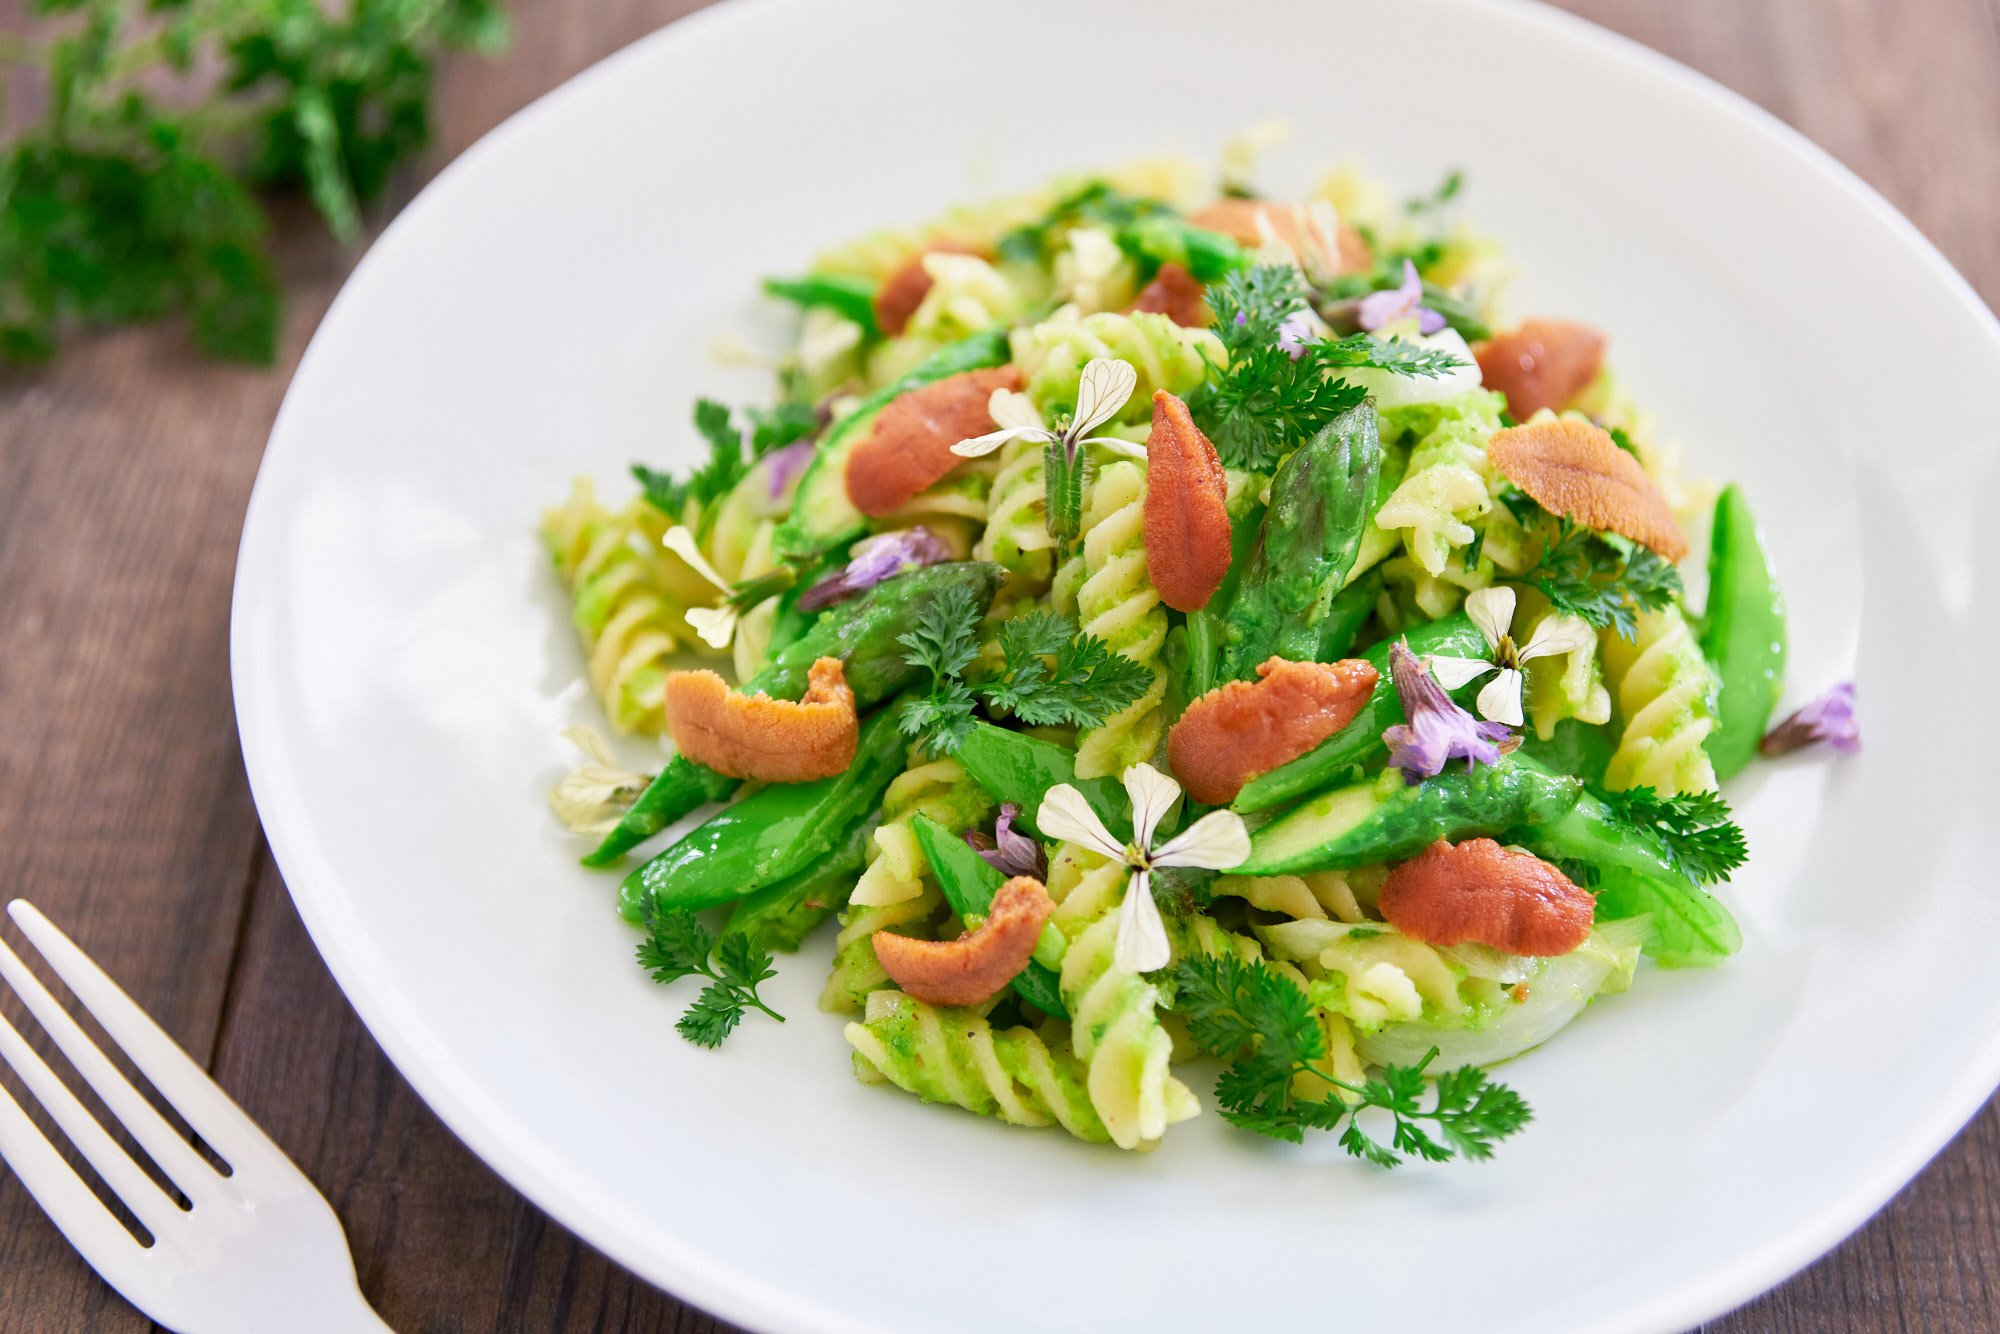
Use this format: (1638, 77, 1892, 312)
(0, 899, 391, 1333)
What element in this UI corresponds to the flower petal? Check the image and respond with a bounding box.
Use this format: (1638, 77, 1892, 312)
(1035, 783, 1127, 861)
(1427, 655, 1496, 691)
(1476, 668, 1525, 727)
(662, 526, 732, 594)
(1517, 611, 1597, 663)
(1114, 868, 1172, 973)
(1121, 762, 1182, 851)
(951, 426, 1045, 458)
(989, 387, 1045, 434)
(1088, 436, 1150, 460)
(684, 604, 737, 650)
(1464, 585, 1516, 649)
(1153, 810, 1252, 871)
(1072, 358, 1138, 437)
(1761, 681, 1860, 757)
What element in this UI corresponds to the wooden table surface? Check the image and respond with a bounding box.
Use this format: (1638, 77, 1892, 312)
(3, 0, 1997, 1329)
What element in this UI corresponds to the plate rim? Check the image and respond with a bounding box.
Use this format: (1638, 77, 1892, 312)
(230, 1, 2000, 1331)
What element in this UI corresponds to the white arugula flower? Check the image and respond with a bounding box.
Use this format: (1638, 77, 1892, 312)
(950, 356, 1146, 463)
(1427, 586, 1597, 727)
(1034, 763, 1251, 973)
(662, 525, 744, 650)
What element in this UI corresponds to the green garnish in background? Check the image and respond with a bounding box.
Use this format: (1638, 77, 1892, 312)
(1, 0, 509, 366)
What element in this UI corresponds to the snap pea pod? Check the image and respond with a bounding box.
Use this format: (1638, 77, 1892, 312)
(762, 273, 879, 337)
(1218, 405, 1382, 681)
(775, 328, 1012, 561)
(952, 722, 1131, 843)
(621, 702, 910, 916)
(1181, 501, 1267, 703)
(1511, 762, 1742, 967)
(1700, 484, 1787, 782)
(1231, 614, 1488, 813)
(718, 815, 876, 950)
(1236, 757, 1583, 876)
(586, 560, 1006, 865)
(758, 549, 842, 668)
(1115, 217, 1250, 281)
(910, 814, 1068, 1018)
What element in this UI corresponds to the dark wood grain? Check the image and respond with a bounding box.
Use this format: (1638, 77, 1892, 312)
(0, 1, 1994, 1331)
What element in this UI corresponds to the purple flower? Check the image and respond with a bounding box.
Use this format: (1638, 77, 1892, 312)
(1381, 640, 1514, 783)
(1760, 682, 1859, 757)
(765, 440, 815, 500)
(1276, 307, 1317, 360)
(964, 803, 1047, 879)
(1356, 260, 1446, 336)
(797, 527, 951, 612)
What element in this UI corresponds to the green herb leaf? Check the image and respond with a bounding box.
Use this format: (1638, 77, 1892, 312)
(639, 906, 783, 1048)
(983, 611, 1150, 729)
(1531, 520, 1683, 641)
(1169, 956, 1531, 1165)
(1599, 786, 1748, 886)
(895, 581, 985, 755)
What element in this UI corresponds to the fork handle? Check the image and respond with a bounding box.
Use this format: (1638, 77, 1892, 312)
(309, 1284, 396, 1334)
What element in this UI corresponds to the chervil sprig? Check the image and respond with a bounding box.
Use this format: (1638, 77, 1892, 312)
(637, 396, 817, 534)
(983, 610, 1152, 728)
(896, 600, 1149, 754)
(2, 0, 507, 365)
(1599, 786, 1748, 886)
(1170, 954, 1532, 1164)
(1529, 518, 1682, 641)
(1192, 264, 1463, 470)
(896, 582, 985, 755)
(638, 908, 784, 1048)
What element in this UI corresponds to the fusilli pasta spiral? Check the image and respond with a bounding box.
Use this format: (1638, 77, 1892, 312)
(1601, 605, 1720, 795)
(1010, 310, 1221, 423)
(974, 437, 1055, 596)
(1048, 844, 1199, 1151)
(845, 991, 1110, 1142)
(1071, 460, 1168, 779)
(820, 751, 991, 1013)
(541, 480, 693, 736)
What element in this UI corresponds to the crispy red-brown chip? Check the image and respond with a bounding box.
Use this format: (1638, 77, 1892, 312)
(1166, 657, 1380, 806)
(843, 366, 1023, 517)
(1188, 198, 1372, 274)
(1127, 262, 1209, 326)
(1486, 417, 1688, 561)
(872, 875, 1055, 1007)
(1473, 318, 1606, 421)
(1379, 839, 1594, 957)
(1142, 390, 1232, 613)
(664, 657, 857, 782)
(873, 242, 981, 338)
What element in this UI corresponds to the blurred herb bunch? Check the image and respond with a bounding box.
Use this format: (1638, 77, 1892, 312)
(0, 0, 508, 366)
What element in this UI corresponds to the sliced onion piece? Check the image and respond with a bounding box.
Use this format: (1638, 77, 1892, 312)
(1357, 918, 1648, 1069)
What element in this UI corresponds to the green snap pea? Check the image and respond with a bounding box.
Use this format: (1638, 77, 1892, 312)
(761, 273, 879, 337)
(621, 703, 909, 916)
(1700, 484, 1787, 781)
(719, 815, 876, 951)
(586, 560, 1005, 865)
(1236, 755, 1582, 876)
(1512, 763, 1742, 967)
(1115, 217, 1250, 281)
(910, 814, 1067, 1018)
(1232, 613, 1487, 813)
(952, 722, 1130, 843)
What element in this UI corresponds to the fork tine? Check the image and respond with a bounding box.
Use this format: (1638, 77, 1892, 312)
(5, 902, 298, 1189)
(0, 1007, 190, 1241)
(0, 1074, 156, 1299)
(0, 916, 233, 1208)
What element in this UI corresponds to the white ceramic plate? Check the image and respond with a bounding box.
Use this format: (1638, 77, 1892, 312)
(231, 1, 2000, 1330)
